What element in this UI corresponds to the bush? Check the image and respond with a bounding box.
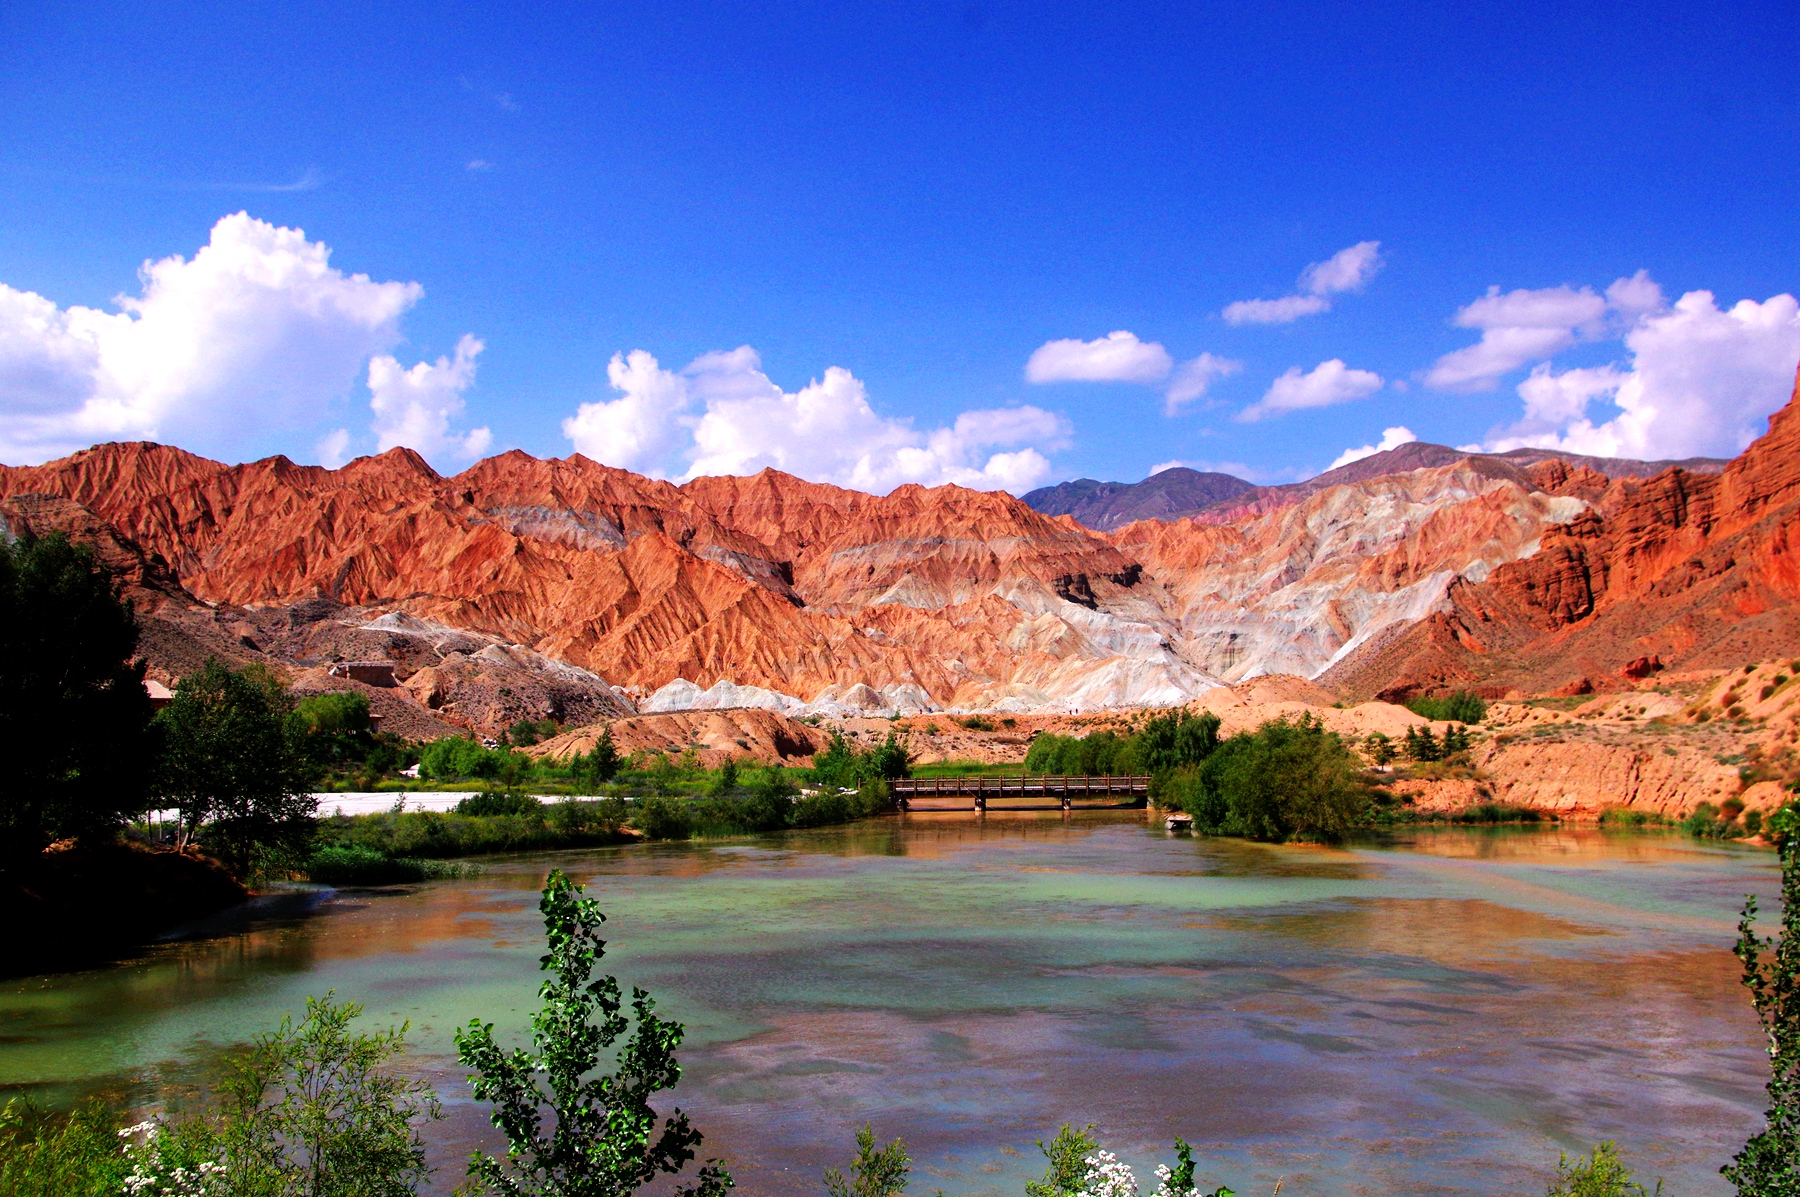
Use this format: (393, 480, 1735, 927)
(307, 844, 428, 885)
(825, 1125, 911, 1197)
(317, 805, 629, 860)
(1024, 710, 1219, 776)
(455, 790, 542, 817)
(1547, 1141, 1658, 1197)
(635, 793, 694, 840)
(419, 735, 510, 782)
(0, 1101, 129, 1196)
(1682, 801, 1744, 839)
(1407, 691, 1487, 724)
(1169, 714, 1371, 842)
(293, 690, 372, 737)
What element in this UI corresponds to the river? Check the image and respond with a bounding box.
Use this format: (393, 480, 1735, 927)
(0, 815, 1778, 1196)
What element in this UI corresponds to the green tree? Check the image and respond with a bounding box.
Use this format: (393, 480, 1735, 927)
(1134, 710, 1221, 774)
(1404, 724, 1443, 763)
(1025, 1124, 1098, 1197)
(1186, 714, 1371, 842)
(1725, 838, 1800, 1196)
(709, 758, 739, 797)
(1407, 691, 1487, 724)
(0, 532, 155, 857)
(869, 732, 913, 780)
(222, 993, 441, 1197)
(153, 658, 317, 875)
(824, 1125, 910, 1197)
(294, 691, 373, 737)
(576, 726, 621, 790)
(455, 869, 732, 1197)
(1364, 733, 1396, 767)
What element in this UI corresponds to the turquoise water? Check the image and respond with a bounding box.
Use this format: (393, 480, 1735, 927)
(0, 815, 1779, 1196)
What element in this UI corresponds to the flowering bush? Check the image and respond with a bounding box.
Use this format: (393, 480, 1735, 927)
(117, 1119, 229, 1197)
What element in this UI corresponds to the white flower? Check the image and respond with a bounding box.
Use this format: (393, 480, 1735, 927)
(1077, 1150, 1140, 1197)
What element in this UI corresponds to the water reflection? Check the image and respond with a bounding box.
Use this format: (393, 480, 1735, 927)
(0, 820, 1779, 1196)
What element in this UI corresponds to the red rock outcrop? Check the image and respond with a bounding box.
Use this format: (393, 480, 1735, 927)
(1319, 363, 1800, 699)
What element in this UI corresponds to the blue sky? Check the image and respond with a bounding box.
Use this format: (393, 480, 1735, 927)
(2, 0, 1797, 489)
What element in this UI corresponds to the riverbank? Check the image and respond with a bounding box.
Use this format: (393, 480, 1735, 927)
(0, 841, 247, 978)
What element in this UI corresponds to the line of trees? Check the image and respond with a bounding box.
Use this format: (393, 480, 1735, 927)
(1028, 709, 1371, 843)
(2, 533, 397, 878)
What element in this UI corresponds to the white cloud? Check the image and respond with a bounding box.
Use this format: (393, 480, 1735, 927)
(0, 212, 492, 466)
(1236, 359, 1384, 422)
(1423, 283, 1609, 391)
(1328, 425, 1417, 471)
(1162, 353, 1242, 414)
(1222, 240, 1383, 326)
(1025, 330, 1172, 385)
(369, 334, 492, 460)
(1148, 460, 1189, 476)
(1221, 295, 1330, 326)
(1301, 241, 1384, 296)
(565, 346, 1071, 493)
(1485, 288, 1800, 460)
(315, 428, 352, 468)
(560, 349, 694, 477)
(466, 159, 494, 173)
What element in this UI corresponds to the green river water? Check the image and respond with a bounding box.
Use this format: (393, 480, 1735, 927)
(0, 814, 1779, 1196)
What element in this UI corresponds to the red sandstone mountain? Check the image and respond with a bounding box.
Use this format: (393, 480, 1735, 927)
(1319, 364, 1800, 698)
(3, 362, 1796, 728)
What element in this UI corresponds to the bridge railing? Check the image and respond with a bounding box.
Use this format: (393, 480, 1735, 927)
(891, 775, 1150, 810)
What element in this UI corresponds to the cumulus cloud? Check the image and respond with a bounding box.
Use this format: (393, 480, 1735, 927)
(0, 212, 489, 467)
(560, 349, 694, 477)
(1236, 359, 1384, 422)
(1024, 330, 1172, 385)
(1485, 286, 1800, 460)
(1025, 332, 1239, 416)
(1328, 425, 1417, 471)
(1222, 240, 1383, 326)
(1162, 353, 1242, 414)
(1423, 283, 1610, 391)
(369, 334, 492, 460)
(565, 346, 1070, 493)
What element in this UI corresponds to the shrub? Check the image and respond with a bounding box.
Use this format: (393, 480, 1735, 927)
(635, 793, 694, 840)
(0, 1100, 129, 1196)
(455, 870, 731, 1196)
(420, 736, 509, 781)
(1026, 1123, 1099, 1197)
(825, 1125, 911, 1197)
(1547, 1141, 1658, 1197)
(293, 690, 372, 737)
(455, 790, 543, 817)
(1682, 801, 1743, 839)
(307, 844, 428, 885)
(1407, 691, 1487, 724)
(1171, 714, 1371, 842)
(1725, 837, 1800, 1195)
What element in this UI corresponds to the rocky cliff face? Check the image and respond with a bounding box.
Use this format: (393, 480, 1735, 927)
(1320, 364, 1800, 700)
(3, 364, 1795, 727)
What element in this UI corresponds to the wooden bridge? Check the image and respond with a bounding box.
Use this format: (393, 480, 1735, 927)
(893, 775, 1150, 812)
